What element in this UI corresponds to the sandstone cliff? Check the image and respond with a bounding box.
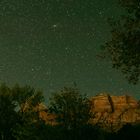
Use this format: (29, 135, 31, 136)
(36, 94, 140, 131)
(89, 93, 140, 131)
(35, 103, 57, 125)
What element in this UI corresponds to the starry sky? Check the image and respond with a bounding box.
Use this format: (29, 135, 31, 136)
(0, 0, 139, 100)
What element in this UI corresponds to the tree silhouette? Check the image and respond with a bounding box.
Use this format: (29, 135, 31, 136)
(11, 84, 45, 140)
(0, 83, 45, 140)
(0, 84, 17, 140)
(49, 87, 91, 129)
(102, 0, 140, 84)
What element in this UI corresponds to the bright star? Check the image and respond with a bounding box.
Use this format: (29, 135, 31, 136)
(52, 24, 57, 28)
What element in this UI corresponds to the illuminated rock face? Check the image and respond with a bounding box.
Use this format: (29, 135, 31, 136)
(89, 94, 140, 131)
(37, 94, 140, 131)
(35, 103, 57, 125)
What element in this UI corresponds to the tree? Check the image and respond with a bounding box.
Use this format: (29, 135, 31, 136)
(0, 83, 17, 140)
(49, 87, 91, 129)
(11, 84, 44, 122)
(102, 0, 140, 84)
(11, 84, 45, 140)
(0, 83, 46, 140)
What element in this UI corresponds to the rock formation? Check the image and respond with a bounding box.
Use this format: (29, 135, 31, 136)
(35, 103, 57, 125)
(89, 93, 140, 131)
(37, 94, 140, 131)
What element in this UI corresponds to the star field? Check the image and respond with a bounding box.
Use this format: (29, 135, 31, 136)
(0, 0, 139, 100)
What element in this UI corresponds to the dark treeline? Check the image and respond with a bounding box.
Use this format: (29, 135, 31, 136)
(0, 83, 140, 140)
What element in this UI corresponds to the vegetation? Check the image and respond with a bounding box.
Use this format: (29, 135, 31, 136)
(0, 83, 44, 140)
(102, 0, 140, 84)
(0, 83, 140, 139)
(49, 87, 91, 129)
(0, 84, 100, 140)
(0, 0, 139, 139)
(0, 1, 139, 139)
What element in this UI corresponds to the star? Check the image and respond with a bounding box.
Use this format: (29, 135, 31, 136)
(52, 24, 57, 28)
(31, 68, 35, 72)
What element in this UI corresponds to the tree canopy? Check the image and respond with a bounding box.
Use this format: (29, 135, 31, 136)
(1, 83, 140, 140)
(0, 83, 45, 140)
(0, 84, 17, 140)
(102, 0, 140, 84)
(49, 87, 91, 129)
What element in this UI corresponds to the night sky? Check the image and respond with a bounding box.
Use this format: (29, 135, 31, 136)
(0, 0, 139, 100)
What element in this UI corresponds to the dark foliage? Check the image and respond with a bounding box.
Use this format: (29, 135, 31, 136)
(102, 0, 140, 84)
(1, 83, 140, 140)
(49, 87, 91, 129)
(0, 84, 17, 140)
